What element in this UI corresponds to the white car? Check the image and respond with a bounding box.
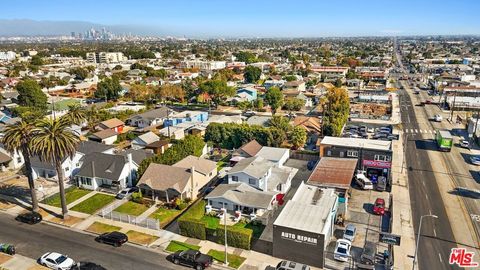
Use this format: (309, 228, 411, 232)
(334, 239, 352, 262)
(470, 156, 480, 166)
(460, 140, 470, 149)
(355, 173, 374, 190)
(343, 224, 357, 242)
(38, 252, 75, 270)
(434, 114, 443, 122)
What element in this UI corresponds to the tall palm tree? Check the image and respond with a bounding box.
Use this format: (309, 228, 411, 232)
(31, 117, 80, 218)
(65, 104, 86, 125)
(2, 121, 39, 212)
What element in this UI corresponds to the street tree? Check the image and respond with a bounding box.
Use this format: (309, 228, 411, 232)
(323, 87, 350, 136)
(243, 66, 262, 83)
(16, 79, 48, 113)
(264, 86, 284, 115)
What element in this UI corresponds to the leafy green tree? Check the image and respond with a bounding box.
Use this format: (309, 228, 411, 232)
(291, 126, 307, 149)
(95, 77, 122, 101)
(113, 65, 123, 70)
(335, 78, 343, 87)
(16, 79, 48, 113)
(269, 128, 286, 147)
(199, 80, 235, 106)
(268, 116, 291, 133)
(243, 66, 262, 83)
(70, 67, 90, 80)
(323, 88, 350, 136)
(284, 75, 297, 82)
(283, 98, 304, 112)
(254, 98, 264, 110)
(234, 51, 257, 64)
(2, 121, 39, 212)
(264, 86, 284, 115)
(31, 117, 80, 218)
(30, 55, 44, 66)
(237, 101, 252, 111)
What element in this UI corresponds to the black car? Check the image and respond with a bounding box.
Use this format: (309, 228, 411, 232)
(15, 212, 42, 224)
(171, 249, 213, 270)
(95, 231, 128, 247)
(72, 262, 107, 270)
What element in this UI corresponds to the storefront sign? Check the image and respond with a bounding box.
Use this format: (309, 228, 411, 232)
(281, 232, 318, 245)
(363, 159, 391, 168)
(379, 232, 401, 246)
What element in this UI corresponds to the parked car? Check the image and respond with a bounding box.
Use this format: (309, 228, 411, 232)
(433, 114, 443, 122)
(376, 176, 387, 192)
(343, 224, 357, 242)
(357, 241, 377, 269)
(16, 211, 42, 224)
(367, 127, 375, 133)
(307, 160, 317, 170)
(470, 156, 480, 166)
(373, 198, 386, 215)
(275, 260, 310, 270)
(171, 249, 213, 270)
(355, 173, 374, 190)
(460, 140, 470, 149)
(115, 187, 139, 199)
(333, 239, 352, 262)
(38, 252, 75, 270)
(243, 110, 256, 117)
(72, 262, 107, 270)
(95, 231, 128, 247)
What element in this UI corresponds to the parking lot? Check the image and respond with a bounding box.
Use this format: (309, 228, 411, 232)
(343, 123, 399, 141)
(325, 181, 391, 269)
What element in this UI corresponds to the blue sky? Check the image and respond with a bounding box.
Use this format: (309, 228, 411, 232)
(2, 0, 479, 37)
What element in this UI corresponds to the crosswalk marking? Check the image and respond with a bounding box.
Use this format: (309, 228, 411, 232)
(414, 129, 418, 133)
(403, 129, 436, 134)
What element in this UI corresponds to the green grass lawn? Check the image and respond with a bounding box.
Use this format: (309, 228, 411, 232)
(86, 221, 121, 234)
(181, 200, 206, 219)
(114, 201, 149, 216)
(207, 249, 246, 269)
(70, 193, 115, 214)
(149, 207, 181, 228)
(43, 186, 92, 208)
(165, 240, 200, 253)
(201, 215, 220, 230)
(233, 221, 266, 239)
(49, 99, 81, 111)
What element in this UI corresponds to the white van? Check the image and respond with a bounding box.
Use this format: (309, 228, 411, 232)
(355, 173, 374, 190)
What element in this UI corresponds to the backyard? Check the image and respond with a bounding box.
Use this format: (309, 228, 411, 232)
(149, 207, 181, 228)
(43, 186, 91, 208)
(233, 221, 266, 239)
(114, 201, 149, 216)
(70, 193, 115, 214)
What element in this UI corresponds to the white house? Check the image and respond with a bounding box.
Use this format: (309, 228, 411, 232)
(254, 146, 290, 167)
(131, 131, 160, 150)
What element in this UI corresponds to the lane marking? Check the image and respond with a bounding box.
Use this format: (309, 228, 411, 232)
(415, 129, 418, 133)
(433, 228, 437, 237)
(438, 253, 443, 263)
(425, 193, 429, 200)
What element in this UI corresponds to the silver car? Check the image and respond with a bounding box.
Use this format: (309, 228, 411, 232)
(343, 224, 357, 242)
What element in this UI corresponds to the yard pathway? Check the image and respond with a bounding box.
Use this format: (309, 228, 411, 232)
(135, 204, 158, 223)
(66, 190, 98, 208)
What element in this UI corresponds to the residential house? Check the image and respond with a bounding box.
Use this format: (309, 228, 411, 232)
(283, 81, 306, 92)
(88, 129, 118, 145)
(75, 152, 137, 191)
(126, 107, 170, 128)
(255, 146, 290, 167)
(232, 87, 257, 102)
(205, 183, 277, 217)
(226, 156, 297, 194)
(131, 131, 160, 150)
(119, 149, 155, 167)
(173, 155, 217, 186)
(144, 140, 169, 154)
(263, 77, 285, 90)
(95, 118, 125, 133)
(232, 140, 263, 159)
(0, 151, 12, 171)
(163, 111, 209, 127)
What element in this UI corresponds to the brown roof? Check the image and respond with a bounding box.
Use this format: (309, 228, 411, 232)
(145, 140, 169, 148)
(307, 157, 357, 189)
(90, 129, 117, 140)
(0, 152, 12, 164)
(99, 118, 124, 129)
(293, 116, 321, 133)
(238, 140, 262, 157)
(137, 163, 192, 192)
(173, 155, 217, 176)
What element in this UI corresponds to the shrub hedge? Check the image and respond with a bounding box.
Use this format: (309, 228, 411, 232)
(216, 225, 253, 250)
(178, 218, 206, 240)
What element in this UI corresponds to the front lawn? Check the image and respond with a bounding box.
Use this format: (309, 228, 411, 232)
(70, 193, 115, 214)
(86, 221, 121, 234)
(114, 201, 149, 216)
(149, 207, 180, 228)
(165, 240, 200, 253)
(201, 215, 220, 230)
(233, 221, 266, 238)
(181, 200, 206, 219)
(43, 186, 91, 208)
(126, 230, 158, 246)
(207, 249, 246, 269)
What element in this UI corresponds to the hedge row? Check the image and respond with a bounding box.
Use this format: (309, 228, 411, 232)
(216, 225, 253, 250)
(178, 218, 206, 240)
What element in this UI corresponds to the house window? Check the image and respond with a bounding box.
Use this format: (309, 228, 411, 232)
(76, 162, 80, 167)
(249, 178, 256, 185)
(80, 177, 92, 186)
(347, 150, 359, 157)
(374, 155, 391, 162)
(65, 167, 69, 172)
(340, 151, 344, 157)
(276, 183, 282, 191)
(327, 150, 332, 156)
(231, 176, 239, 182)
(16, 157, 22, 163)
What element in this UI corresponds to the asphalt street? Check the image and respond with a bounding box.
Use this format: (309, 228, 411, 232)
(0, 212, 179, 270)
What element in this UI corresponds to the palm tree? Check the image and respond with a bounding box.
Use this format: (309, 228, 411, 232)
(31, 117, 80, 218)
(2, 121, 38, 212)
(65, 104, 86, 125)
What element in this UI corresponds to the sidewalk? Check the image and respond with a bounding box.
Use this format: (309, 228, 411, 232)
(390, 131, 415, 270)
(0, 253, 49, 270)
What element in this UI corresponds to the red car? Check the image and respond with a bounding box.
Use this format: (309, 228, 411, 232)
(373, 198, 386, 215)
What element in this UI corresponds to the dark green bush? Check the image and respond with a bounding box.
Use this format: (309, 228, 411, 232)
(216, 225, 253, 250)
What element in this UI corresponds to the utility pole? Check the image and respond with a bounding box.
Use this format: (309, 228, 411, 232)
(450, 90, 457, 122)
(412, 214, 438, 270)
(223, 208, 228, 266)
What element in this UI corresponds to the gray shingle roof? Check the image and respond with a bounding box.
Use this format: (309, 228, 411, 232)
(76, 153, 127, 181)
(77, 141, 114, 155)
(119, 149, 154, 165)
(173, 155, 217, 176)
(128, 107, 169, 121)
(255, 146, 289, 163)
(228, 156, 273, 179)
(136, 131, 160, 145)
(137, 163, 192, 192)
(89, 129, 117, 140)
(205, 183, 275, 209)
